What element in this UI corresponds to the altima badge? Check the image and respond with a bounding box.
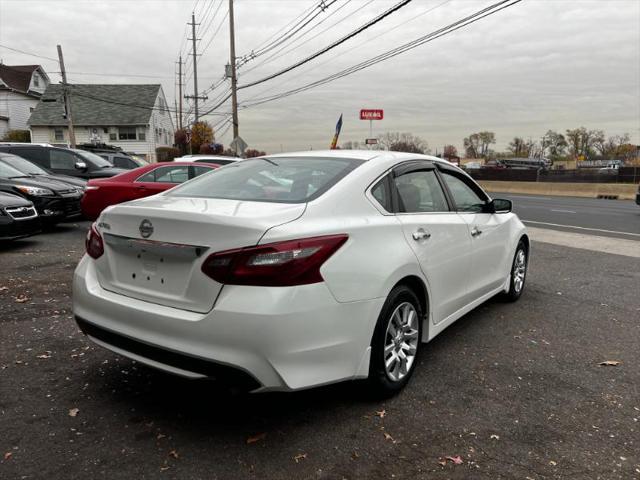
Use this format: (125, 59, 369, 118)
(139, 219, 153, 239)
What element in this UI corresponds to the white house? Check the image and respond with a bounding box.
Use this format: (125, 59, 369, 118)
(28, 84, 174, 161)
(0, 64, 50, 138)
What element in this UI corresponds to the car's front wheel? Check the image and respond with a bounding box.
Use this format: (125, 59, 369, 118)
(368, 285, 422, 396)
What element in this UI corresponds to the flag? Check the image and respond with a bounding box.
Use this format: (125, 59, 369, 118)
(330, 114, 343, 150)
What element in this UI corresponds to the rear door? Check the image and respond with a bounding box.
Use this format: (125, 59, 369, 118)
(389, 161, 473, 324)
(437, 164, 511, 298)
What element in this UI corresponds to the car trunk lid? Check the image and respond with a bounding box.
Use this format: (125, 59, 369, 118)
(94, 195, 305, 313)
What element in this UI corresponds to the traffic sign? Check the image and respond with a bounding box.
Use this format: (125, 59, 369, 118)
(230, 136, 248, 154)
(360, 109, 384, 120)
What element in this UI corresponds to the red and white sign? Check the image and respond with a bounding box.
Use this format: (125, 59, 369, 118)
(360, 109, 384, 121)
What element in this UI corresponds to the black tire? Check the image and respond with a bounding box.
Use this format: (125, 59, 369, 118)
(367, 285, 423, 397)
(501, 240, 528, 302)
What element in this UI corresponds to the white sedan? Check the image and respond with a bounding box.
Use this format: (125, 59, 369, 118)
(73, 151, 528, 395)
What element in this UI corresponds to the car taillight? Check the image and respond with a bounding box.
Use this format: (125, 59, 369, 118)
(201, 234, 348, 286)
(85, 223, 104, 259)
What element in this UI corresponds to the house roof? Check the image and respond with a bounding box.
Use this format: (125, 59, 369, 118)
(29, 84, 162, 126)
(0, 64, 41, 94)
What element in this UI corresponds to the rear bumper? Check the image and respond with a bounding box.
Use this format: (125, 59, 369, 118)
(72, 256, 383, 391)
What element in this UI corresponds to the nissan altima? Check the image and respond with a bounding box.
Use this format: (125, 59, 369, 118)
(73, 151, 529, 395)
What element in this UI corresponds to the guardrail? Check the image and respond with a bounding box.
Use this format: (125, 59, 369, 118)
(468, 167, 640, 184)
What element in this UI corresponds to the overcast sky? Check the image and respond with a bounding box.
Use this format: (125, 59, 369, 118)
(1, 0, 638, 154)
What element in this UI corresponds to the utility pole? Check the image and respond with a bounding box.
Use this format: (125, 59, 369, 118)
(184, 14, 207, 123)
(176, 55, 184, 130)
(56, 45, 76, 147)
(228, 0, 239, 141)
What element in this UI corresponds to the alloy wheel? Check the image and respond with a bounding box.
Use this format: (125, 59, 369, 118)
(384, 302, 419, 382)
(513, 249, 526, 293)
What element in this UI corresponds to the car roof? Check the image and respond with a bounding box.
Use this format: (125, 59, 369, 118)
(174, 155, 239, 161)
(266, 149, 450, 164)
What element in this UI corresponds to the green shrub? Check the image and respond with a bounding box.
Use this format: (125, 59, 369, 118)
(1, 130, 31, 142)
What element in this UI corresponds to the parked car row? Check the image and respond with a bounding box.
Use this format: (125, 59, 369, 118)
(0, 142, 226, 241)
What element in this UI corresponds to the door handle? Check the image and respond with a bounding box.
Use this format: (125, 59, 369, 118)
(412, 228, 431, 241)
(471, 226, 483, 237)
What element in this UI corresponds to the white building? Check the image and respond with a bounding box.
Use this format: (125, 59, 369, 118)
(0, 64, 50, 138)
(29, 84, 174, 161)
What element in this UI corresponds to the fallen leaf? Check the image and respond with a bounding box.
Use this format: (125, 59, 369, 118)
(599, 360, 621, 367)
(375, 409, 386, 418)
(160, 466, 170, 472)
(442, 455, 464, 465)
(14, 295, 29, 303)
(294, 453, 307, 463)
(4, 452, 12, 460)
(490, 434, 500, 440)
(383, 432, 395, 442)
(438, 458, 447, 466)
(36, 354, 51, 359)
(246, 432, 267, 444)
(157, 433, 166, 440)
(168, 450, 179, 459)
(549, 460, 557, 466)
(68, 408, 79, 417)
(0, 286, 8, 292)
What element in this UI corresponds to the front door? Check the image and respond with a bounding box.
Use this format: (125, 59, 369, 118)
(438, 166, 511, 299)
(390, 162, 473, 324)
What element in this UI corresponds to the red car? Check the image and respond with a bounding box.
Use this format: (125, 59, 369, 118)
(81, 161, 219, 220)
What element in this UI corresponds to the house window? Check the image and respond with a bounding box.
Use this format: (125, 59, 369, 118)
(118, 127, 137, 140)
(54, 128, 64, 141)
(138, 128, 146, 141)
(158, 97, 165, 113)
(34, 75, 40, 87)
(109, 133, 117, 141)
(30, 107, 35, 113)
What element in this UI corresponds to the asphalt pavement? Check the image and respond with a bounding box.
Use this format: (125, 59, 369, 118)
(1, 219, 639, 479)
(494, 193, 640, 238)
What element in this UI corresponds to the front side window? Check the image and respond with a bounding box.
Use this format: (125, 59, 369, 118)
(50, 149, 77, 169)
(440, 171, 486, 213)
(118, 127, 137, 140)
(394, 170, 448, 213)
(169, 157, 363, 203)
(137, 166, 189, 183)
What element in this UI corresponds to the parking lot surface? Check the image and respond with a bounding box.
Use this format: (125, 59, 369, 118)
(1, 221, 639, 479)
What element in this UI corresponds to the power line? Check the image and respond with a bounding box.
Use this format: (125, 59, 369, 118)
(239, 0, 341, 66)
(239, 0, 452, 105)
(200, 8, 229, 57)
(0, 43, 58, 62)
(239, 0, 414, 90)
(242, 0, 319, 59)
(240, 0, 364, 76)
(240, 0, 522, 108)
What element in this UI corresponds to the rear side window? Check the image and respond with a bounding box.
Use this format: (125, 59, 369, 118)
(370, 176, 392, 212)
(137, 166, 189, 183)
(169, 157, 363, 203)
(193, 166, 214, 177)
(394, 170, 448, 213)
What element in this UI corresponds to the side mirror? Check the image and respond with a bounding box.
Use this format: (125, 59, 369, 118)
(490, 198, 512, 214)
(74, 161, 87, 170)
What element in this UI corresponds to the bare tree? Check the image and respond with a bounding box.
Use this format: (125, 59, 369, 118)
(541, 130, 567, 158)
(443, 145, 458, 158)
(565, 127, 601, 159)
(379, 132, 430, 154)
(508, 137, 527, 157)
(463, 131, 496, 158)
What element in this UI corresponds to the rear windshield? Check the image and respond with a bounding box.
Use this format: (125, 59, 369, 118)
(169, 157, 363, 203)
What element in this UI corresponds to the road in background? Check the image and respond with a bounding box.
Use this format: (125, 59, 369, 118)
(493, 193, 640, 238)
